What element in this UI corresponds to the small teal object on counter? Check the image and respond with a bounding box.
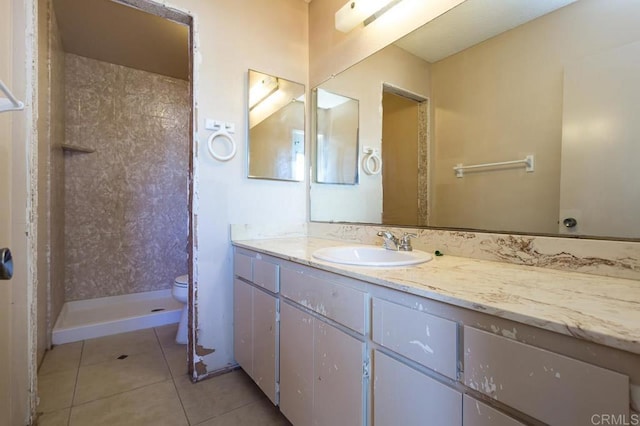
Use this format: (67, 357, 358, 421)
(435, 250, 444, 257)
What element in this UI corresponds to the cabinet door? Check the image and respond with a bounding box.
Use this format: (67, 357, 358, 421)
(280, 302, 314, 426)
(373, 350, 462, 426)
(233, 279, 253, 376)
(313, 321, 365, 426)
(464, 326, 629, 426)
(463, 395, 524, 426)
(252, 288, 278, 404)
(372, 298, 458, 379)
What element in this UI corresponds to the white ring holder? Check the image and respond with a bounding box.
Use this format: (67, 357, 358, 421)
(362, 147, 382, 175)
(207, 129, 237, 162)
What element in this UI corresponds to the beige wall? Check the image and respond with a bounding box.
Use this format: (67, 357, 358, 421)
(311, 44, 430, 223)
(382, 92, 419, 225)
(317, 100, 358, 183)
(430, 0, 640, 234)
(0, 0, 13, 418)
(309, 0, 464, 86)
(559, 40, 640, 239)
(63, 54, 190, 300)
(153, 0, 309, 377)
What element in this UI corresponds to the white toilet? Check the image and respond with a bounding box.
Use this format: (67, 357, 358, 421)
(172, 275, 189, 344)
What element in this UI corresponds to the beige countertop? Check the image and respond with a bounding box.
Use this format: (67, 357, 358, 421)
(232, 237, 640, 355)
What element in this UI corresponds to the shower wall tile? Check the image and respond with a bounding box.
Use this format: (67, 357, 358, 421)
(64, 54, 189, 301)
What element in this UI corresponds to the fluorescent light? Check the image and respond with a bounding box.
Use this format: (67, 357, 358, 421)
(335, 0, 400, 33)
(249, 75, 279, 110)
(316, 89, 350, 109)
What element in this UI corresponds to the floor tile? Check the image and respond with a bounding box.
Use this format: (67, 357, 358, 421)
(37, 369, 77, 413)
(163, 345, 189, 378)
(155, 323, 183, 350)
(176, 369, 263, 425)
(81, 328, 161, 366)
(74, 349, 170, 405)
(37, 408, 70, 426)
(195, 396, 291, 426)
(39, 342, 83, 376)
(69, 380, 188, 426)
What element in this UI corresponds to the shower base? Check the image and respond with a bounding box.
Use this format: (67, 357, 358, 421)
(52, 289, 183, 345)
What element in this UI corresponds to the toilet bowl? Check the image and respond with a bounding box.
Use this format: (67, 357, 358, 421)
(172, 275, 189, 344)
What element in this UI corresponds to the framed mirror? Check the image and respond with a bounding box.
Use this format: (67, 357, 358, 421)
(309, 0, 640, 240)
(314, 88, 359, 185)
(248, 69, 305, 181)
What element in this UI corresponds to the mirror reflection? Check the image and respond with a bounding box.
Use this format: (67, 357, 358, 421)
(310, 0, 640, 240)
(315, 89, 359, 184)
(248, 70, 305, 181)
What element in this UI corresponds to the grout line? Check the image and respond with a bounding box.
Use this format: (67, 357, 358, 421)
(193, 399, 258, 425)
(154, 326, 192, 424)
(67, 340, 85, 426)
(70, 378, 173, 409)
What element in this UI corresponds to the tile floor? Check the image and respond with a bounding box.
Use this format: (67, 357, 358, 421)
(36, 324, 291, 426)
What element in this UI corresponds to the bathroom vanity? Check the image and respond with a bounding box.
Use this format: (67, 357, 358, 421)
(232, 237, 639, 426)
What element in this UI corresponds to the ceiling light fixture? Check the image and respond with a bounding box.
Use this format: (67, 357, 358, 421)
(335, 0, 403, 33)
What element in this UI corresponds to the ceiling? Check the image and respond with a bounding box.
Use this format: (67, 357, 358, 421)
(395, 0, 576, 63)
(53, 0, 190, 80)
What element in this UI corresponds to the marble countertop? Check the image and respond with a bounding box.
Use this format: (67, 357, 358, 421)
(232, 237, 640, 355)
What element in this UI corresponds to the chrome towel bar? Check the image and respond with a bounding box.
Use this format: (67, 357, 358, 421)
(454, 154, 534, 178)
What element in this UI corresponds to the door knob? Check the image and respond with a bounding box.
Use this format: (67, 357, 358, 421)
(1, 248, 13, 280)
(563, 217, 578, 228)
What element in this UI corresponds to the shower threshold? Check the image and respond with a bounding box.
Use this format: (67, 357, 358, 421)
(52, 289, 182, 345)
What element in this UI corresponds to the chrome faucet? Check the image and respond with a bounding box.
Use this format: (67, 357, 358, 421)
(398, 233, 418, 251)
(377, 230, 399, 250)
(377, 231, 418, 251)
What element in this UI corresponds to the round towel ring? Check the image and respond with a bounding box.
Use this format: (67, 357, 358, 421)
(207, 130, 236, 162)
(363, 150, 382, 175)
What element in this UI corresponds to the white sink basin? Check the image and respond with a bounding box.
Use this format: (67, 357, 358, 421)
(312, 245, 433, 267)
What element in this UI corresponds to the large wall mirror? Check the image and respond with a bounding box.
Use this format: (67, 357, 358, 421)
(310, 0, 640, 240)
(248, 70, 305, 181)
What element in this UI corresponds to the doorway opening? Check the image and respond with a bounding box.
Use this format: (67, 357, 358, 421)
(38, 0, 195, 379)
(381, 84, 429, 226)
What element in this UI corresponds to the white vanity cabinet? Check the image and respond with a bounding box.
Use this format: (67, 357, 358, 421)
(233, 245, 638, 426)
(279, 267, 367, 426)
(463, 326, 630, 426)
(462, 395, 525, 426)
(373, 350, 462, 426)
(370, 297, 462, 425)
(233, 253, 279, 404)
(280, 301, 365, 426)
(371, 297, 458, 380)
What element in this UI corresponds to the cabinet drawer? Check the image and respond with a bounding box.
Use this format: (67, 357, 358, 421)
(463, 395, 524, 426)
(281, 267, 366, 334)
(234, 252, 252, 281)
(372, 298, 458, 379)
(373, 350, 462, 426)
(463, 326, 629, 426)
(253, 257, 279, 293)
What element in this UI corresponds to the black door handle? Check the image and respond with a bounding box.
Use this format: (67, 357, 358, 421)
(1, 248, 13, 280)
